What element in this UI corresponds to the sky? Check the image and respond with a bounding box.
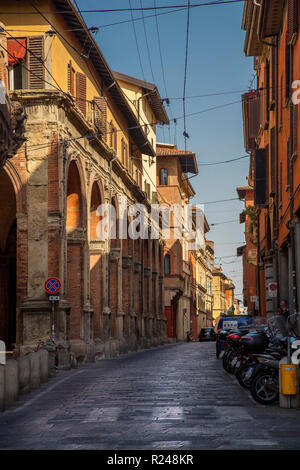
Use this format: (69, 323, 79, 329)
(76, 0, 254, 304)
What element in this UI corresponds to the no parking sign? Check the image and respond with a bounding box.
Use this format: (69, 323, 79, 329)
(268, 282, 278, 298)
(45, 277, 61, 295)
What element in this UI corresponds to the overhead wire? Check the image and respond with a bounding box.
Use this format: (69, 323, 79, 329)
(140, 0, 155, 83)
(0, 2, 249, 15)
(183, 0, 191, 151)
(128, 0, 146, 80)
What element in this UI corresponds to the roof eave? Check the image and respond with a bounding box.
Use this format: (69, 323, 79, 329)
(52, 0, 155, 156)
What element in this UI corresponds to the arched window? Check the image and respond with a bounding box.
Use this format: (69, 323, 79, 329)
(164, 254, 171, 274)
(159, 168, 168, 185)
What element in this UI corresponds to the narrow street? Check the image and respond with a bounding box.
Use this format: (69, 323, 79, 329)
(1, 342, 300, 450)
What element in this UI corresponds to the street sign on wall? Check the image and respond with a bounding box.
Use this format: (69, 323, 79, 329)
(268, 282, 278, 298)
(45, 277, 61, 295)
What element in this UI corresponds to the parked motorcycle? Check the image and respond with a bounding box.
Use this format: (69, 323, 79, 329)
(221, 329, 250, 374)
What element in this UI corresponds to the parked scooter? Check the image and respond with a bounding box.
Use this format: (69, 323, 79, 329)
(237, 315, 299, 405)
(221, 329, 250, 374)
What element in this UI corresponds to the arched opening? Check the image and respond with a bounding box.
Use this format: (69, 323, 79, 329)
(0, 170, 16, 349)
(89, 181, 103, 338)
(66, 160, 83, 341)
(67, 161, 82, 229)
(90, 182, 101, 240)
(109, 197, 120, 336)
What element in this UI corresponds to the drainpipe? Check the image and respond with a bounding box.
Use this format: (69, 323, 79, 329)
(257, 210, 262, 315)
(288, 44, 299, 315)
(274, 35, 280, 309)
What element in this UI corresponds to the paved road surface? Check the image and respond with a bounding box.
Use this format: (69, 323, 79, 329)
(0, 342, 300, 450)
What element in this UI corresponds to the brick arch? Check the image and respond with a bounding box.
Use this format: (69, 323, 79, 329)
(66, 158, 87, 343)
(89, 181, 103, 240)
(110, 195, 120, 249)
(164, 247, 173, 275)
(0, 169, 17, 348)
(4, 160, 25, 213)
(66, 159, 84, 229)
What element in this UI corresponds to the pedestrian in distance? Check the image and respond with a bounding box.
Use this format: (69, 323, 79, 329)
(277, 300, 290, 320)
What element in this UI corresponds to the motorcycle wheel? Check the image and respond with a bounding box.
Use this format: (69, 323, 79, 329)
(222, 350, 235, 374)
(236, 364, 255, 389)
(216, 342, 220, 358)
(250, 370, 279, 405)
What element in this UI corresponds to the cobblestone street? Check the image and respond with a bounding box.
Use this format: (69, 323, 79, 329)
(1, 342, 300, 450)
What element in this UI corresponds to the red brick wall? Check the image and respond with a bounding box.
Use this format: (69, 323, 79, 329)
(67, 243, 83, 340)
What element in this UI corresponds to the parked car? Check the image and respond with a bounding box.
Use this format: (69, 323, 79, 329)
(199, 327, 216, 342)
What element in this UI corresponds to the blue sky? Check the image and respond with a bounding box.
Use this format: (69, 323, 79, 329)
(77, 0, 254, 303)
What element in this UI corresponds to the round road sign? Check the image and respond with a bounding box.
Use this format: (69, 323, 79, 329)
(45, 277, 61, 294)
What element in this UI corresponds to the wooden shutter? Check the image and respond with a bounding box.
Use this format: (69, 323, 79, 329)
(259, 85, 265, 127)
(287, 137, 291, 185)
(280, 161, 283, 203)
(270, 127, 276, 195)
(28, 36, 44, 89)
(254, 148, 267, 206)
(293, 104, 298, 154)
(287, 0, 298, 45)
(265, 144, 269, 201)
(271, 48, 276, 103)
(76, 72, 87, 116)
(68, 61, 75, 96)
(248, 94, 260, 149)
(285, 41, 291, 101)
(94, 96, 107, 139)
(265, 61, 270, 122)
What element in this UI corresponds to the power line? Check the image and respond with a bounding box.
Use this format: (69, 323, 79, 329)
(128, 0, 146, 81)
(210, 220, 238, 226)
(153, 0, 175, 142)
(140, 0, 155, 83)
(0, 2, 248, 15)
(199, 155, 249, 166)
(201, 197, 240, 205)
(183, 0, 191, 150)
(22, 98, 244, 152)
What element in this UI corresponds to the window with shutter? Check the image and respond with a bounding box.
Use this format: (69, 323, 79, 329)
(121, 138, 125, 164)
(265, 61, 270, 122)
(7, 37, 27, 90)
(68, 61, 75, 96)
(293, 104, 298, 155)
(254, 148, 267, 206)
(259, 85, 265, 127)
(28, 36, 44, 89)
(93, 96, 107, 140)
(271, 48, 276, 104)
(247, 94, 259, 149)
(287, 137, 291, 185)
(280, 74, 283, 127)
(265, 144, 269, 201)
(76, 72, 87, 116)
(280, 161, 283, 204)
(109, 121, 113, 148)
(287, 0, 298, 45)
(285, 41, 291, 102)
(270, 127, 276, 195)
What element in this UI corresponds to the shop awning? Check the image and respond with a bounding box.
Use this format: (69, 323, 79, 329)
(7, 39, 26, 66)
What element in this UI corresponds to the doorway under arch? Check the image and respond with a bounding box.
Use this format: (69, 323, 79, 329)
(0, 170, 17, 349)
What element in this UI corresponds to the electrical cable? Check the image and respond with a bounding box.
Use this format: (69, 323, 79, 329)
(128, 0, 146, 81)
(0, 2, 248, 15)
(140, 0, 155, 83)
(183, 0, 191, 151)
